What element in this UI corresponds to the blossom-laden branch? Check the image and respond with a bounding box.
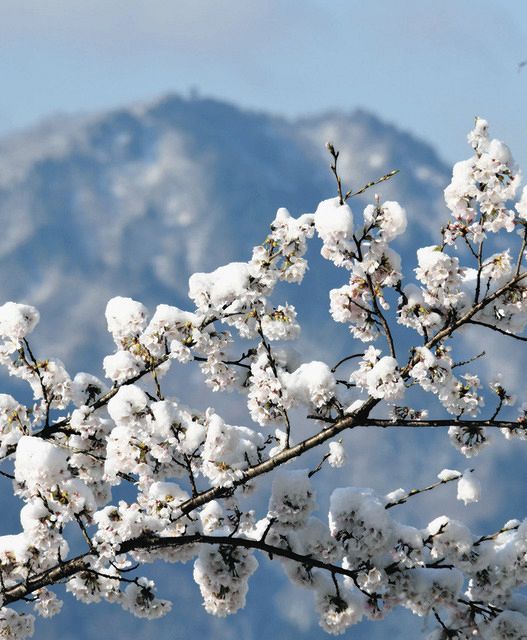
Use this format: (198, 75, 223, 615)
(0, 118, 526, 638)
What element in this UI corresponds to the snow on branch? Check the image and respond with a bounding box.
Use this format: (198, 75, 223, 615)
(0, 119, 526, 638)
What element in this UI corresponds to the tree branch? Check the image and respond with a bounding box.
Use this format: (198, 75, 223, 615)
(362, 418, 523, 430)
(467, 319, 527, 342)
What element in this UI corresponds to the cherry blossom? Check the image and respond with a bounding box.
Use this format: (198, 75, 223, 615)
(0, 120, 525, 638)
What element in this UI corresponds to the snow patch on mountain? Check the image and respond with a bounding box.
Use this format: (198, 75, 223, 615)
(0, 94, 450, 371)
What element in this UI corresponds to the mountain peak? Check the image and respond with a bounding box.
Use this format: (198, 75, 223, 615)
(0, 94, 450, 370)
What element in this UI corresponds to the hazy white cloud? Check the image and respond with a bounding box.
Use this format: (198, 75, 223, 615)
(331, 0, 524, 64)
(0, 1, 327, 59)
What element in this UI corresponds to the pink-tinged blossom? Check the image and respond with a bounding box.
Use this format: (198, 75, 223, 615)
(314, 578, 364, 635)
(193, 546, 258, 617)
(0, 609, 34, 640)
(33, 588, 63, 618)
(121, 578, 172, 619)
(363, 200, 407, 242)
(329, 487, 395, 561)
(351, 354, 404, 400)
(415, 246, 466, 308)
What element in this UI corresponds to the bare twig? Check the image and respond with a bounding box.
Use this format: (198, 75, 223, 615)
(331, 353, 364, 373)
(384, 471, 464, 509)
(467, 319, 527, 342)
(344, 169, 399, 200)
(326, 142, 345, 205)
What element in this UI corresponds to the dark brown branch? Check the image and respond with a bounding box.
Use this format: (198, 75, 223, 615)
(331, 353, 364, 373)
(308, 452, 330, 478)
(467, 319, 527, 342)
(3, 554, 91, 605)
(515, 222, 527, 277)
(21, 339, 52, 428)
(37, 354, 171, 439)
(0, 529, 465, 609)
(452, 351, 486, 369)
(326, 143, 345, 205)
(473, 522, 520, 547)
(2, 534, 365, 606)
(123, 534, 362, 578)
(432, 608, 457, 637)
(256, 317, 292, 448)
(362, 418, 523, 430)
(174, 397, 378, 518)
(424, 271, 527, 353)
(75, 515, 95, 552)
(473, 237, 485, 305)
(365, 274, 396, 358)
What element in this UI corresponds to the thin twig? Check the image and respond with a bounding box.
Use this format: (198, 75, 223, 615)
(366, 274, 396, 357)
(326, 143, 345, 205)
(384, 471, 464, 509)
(308, 453, 330, 478)
(331, 353, 364, 373)
(452, 351, 486, 369)
(344, 169, 399, 200)
(467, 319, 527, 342)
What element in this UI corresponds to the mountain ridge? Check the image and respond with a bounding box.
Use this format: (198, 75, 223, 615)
(0, 92, 450, 371)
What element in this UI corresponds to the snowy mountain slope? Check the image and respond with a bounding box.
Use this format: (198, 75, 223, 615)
(0, 94, 450, 371)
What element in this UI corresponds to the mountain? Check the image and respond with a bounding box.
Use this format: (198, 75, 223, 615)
(1, 95, 524, 640)
(0, 94, 449, 372)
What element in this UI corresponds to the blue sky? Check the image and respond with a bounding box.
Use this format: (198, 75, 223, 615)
(2, 0, 527, 168)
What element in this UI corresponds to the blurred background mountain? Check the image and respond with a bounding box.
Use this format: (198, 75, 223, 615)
(0, 93, 448, 368)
